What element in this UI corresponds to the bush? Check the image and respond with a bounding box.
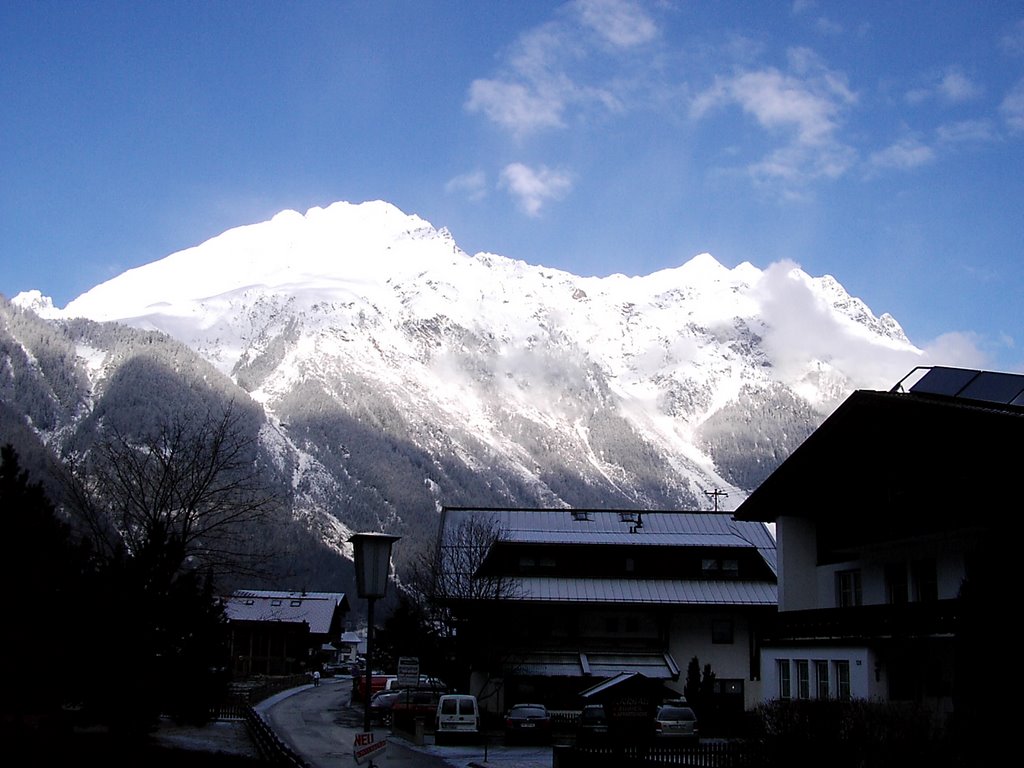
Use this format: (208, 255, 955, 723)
(750, 699, 946, 768)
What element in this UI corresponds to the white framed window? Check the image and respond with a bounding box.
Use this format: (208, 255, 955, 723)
(836, 569, 862, 607)
(815, 660, 829, 699)
(778, 660, 791, 699)
(835, 660, 851, 701)
(796, 660, 810, 699)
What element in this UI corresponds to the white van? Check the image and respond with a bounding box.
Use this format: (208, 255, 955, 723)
(434, 694, 480, 744)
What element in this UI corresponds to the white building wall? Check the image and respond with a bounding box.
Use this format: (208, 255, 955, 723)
(815, 545, 967, 608)
(776, 516, 817, 611)
(668, 611, 758, 709)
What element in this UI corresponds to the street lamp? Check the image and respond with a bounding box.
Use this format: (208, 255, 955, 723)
(349, 532, 400, 733)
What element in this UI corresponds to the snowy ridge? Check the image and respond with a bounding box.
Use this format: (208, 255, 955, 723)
(13, 200, 925, 532)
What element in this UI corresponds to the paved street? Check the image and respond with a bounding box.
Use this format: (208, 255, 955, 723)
(256, 677, 556, 768)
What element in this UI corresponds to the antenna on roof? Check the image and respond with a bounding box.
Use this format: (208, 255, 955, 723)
(705, 489, 729, 513)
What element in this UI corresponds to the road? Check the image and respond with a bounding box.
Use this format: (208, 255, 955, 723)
(257, 676, 556, 768)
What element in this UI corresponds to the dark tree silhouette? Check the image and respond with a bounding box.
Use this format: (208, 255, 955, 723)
(0, 444, 92, 725)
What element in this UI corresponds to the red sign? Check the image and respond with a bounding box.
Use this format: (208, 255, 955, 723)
(353, 732, 386, 764)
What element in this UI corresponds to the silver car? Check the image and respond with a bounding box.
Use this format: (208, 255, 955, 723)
(652, 704, 699, 741)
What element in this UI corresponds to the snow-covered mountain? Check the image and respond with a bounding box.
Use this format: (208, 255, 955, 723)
(5, 200, 924, 578)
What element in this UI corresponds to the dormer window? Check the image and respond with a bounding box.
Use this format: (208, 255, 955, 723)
(702, 558, 739, 577)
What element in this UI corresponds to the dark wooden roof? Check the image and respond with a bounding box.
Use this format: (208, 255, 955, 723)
(734, 381, 1023, 535)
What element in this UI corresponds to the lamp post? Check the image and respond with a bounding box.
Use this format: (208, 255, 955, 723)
(349, 532, 400, 734)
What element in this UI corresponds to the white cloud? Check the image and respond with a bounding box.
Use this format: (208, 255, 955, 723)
(691, 50, 857, 184)
(936, 119, 998, 144)
(1000, 78, 1024, 132)
(938, 70, 982, 103)
(999, 19, 1024, 57)
(464, 1, 661, 137)
(753, 260, 925, 391)
(906, 68, 982, 106)
(868, 139, 935, 171)
(445, 171, 488, 201)
(920, 332, 992, 369)
(814, 16, 843, 36)
(574, 0, 657, 48)
(499, 163, 573, 216)
(466, 79, 566, 136)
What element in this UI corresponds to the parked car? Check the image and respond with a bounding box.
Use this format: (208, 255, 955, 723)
(352, 673, 398, 704)
(652, 704, 699, 741)
(504, 703, 552, 743)
(390, 689, 444, 730)
(384, 674, 446, 692)
(434, 694, 480, 745)
(576, 703, 609, 744)
(368, 689, 402, 724)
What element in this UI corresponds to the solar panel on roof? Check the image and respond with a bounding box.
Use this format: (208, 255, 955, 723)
(908, 366, 980, 397)
(905, 366, 1024, 406)
(958, 371, 1024, 404)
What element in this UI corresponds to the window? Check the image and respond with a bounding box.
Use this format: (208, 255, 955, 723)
(835, 661, 851, 701)
(912, 559, 938, 602)
(712, 619, 734, 644)
(815, 660, 829, 699)
(290, 600, 302, 606)
(796, 660, 810, 700)
(625, 557, 635, 572)
(836, 569, 862, 607)
(702, 558, 740, 578)
(271, 599, 282, 606)
(778, 660, 791, 699)
(885, 563, 908, 604)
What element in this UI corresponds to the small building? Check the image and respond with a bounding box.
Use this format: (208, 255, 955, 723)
(433, 507, 777, 716)
(223, 589, 350, 677)
(734, 366, 1014, 725)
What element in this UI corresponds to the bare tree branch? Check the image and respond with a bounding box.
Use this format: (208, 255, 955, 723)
(64, 399, 280, 582)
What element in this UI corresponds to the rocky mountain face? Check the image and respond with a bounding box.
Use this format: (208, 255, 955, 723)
(3, 201, 923, 584)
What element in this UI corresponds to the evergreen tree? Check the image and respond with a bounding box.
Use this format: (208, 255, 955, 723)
(683, 656, 701, 706)
(0, 444, 92, 724)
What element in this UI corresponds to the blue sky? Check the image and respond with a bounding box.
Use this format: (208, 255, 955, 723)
(2, 1, 1022, 373)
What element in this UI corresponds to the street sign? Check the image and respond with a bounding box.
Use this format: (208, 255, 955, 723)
(397, 655, 420, 688)
(353, 731, 386, 764)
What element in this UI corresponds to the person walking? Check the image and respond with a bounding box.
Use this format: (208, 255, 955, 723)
(312, 669, 321, 687)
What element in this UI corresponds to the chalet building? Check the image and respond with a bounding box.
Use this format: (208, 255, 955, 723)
(434, 507, 777, 715)
(733, 366, 1014, 724)
(222, 589, 350, 677)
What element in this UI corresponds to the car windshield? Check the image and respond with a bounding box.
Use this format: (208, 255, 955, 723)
(657, 706, 696, 721)
(510, 706, 546, 718)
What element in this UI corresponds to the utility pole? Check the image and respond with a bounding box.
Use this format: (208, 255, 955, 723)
(704, 489, 729, 512)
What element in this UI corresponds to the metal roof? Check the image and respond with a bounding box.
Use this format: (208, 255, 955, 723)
(440, 507, 777, 575)
(513, 651, 680, 680)
(223, 590, 349, 635)
(509, 576, 776, 605)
